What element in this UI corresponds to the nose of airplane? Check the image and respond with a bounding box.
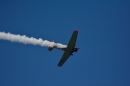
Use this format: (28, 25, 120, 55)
(76, 48, 79, 52)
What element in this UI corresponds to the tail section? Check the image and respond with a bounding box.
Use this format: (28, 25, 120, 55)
(48, 40, 56, 51)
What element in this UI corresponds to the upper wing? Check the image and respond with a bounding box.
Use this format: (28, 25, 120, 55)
(58, 30, 78, 67)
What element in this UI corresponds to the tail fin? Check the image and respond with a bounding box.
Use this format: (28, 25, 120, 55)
(48, 40, 56, 51)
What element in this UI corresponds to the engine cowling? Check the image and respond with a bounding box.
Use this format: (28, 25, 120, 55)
(74, 47, 79, 52)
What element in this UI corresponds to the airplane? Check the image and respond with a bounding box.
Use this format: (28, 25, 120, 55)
(48, 30, 79, 67)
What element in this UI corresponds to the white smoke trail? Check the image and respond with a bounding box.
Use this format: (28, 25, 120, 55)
(0, 32, 67, 48)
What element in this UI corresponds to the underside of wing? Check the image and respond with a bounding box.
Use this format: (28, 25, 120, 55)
(58, 30, 78, 67)
(58, 45, 73, 67)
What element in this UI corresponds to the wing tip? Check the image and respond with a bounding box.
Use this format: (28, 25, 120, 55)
(58, 65, 62, 67)
(74, 30, 78, 32)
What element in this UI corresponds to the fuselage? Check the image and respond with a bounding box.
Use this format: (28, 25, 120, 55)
(48, 46, 79, 55)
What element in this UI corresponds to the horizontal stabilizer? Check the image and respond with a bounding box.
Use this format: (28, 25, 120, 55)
(48, 40, 56, 51)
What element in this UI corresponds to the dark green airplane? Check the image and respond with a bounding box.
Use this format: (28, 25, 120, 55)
(48, 30, 79, 67)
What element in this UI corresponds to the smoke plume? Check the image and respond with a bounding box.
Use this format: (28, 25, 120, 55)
(0, 32, 67, 48)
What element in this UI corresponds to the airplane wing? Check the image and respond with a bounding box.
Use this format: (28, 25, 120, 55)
(58, 30, 78, 67)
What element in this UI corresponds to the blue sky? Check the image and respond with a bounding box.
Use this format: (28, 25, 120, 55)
(0, 0, 130, 86)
